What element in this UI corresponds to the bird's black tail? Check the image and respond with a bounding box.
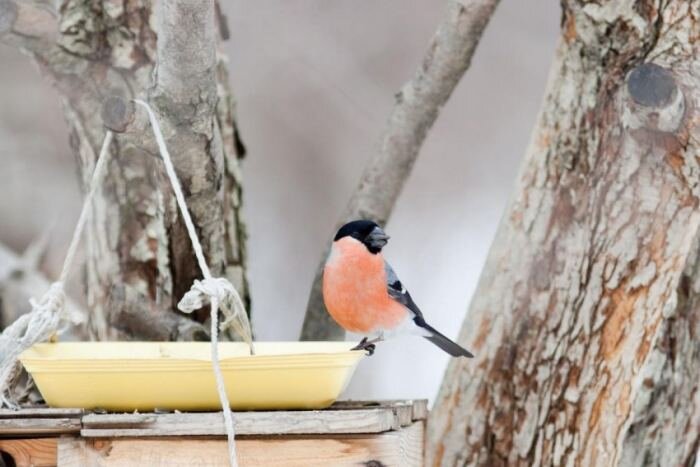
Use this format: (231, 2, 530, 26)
(414, 317, 474, 358)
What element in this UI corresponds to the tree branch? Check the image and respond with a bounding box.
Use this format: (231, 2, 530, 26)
(147, 0, 243, 331)
(0, 242, 85, 330)
(300, 0, 501, 340)
(153, 0, 218, 115)
(0, 0, 247, 346)
(0, 0, 57, 53)
(107, 287, 210, 342)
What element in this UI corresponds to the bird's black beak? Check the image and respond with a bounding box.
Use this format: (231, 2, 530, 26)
(367, 226, 390, 250)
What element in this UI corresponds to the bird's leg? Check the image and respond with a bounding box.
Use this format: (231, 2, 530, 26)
(351, 334, 384, 356)
(351, 337, 374, 355)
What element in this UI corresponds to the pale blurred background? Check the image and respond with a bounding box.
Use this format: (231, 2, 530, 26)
(0, 1, 558, 403)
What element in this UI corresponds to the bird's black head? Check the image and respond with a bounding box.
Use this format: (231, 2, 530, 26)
(334, 220, 390, 254)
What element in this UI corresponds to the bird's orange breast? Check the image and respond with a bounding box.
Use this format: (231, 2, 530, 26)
(322, 237, 408, 334)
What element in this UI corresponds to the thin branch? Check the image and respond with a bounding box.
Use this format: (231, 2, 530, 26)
(19, 227, 52, 272)
(153, 0, 218, 112)
(0, 238, 206, 342)
(214, 0, 230, 41)
(109, 301, 210, 342)
(300, 0, 501, 340)
(0, 242, 85, 330)
(0, 0, 57, 53)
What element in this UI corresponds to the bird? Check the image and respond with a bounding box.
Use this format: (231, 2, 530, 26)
(322, 219, 473, 358)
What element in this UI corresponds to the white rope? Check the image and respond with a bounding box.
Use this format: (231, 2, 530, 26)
(0, 131, 114, 407)
(135, 99, 253, 467)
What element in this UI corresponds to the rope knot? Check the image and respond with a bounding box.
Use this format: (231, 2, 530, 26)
(0, 131, 115, 408)
(0, 281, 68, 406)
(178, 278, 254, 355)
(28, 282, 66, 318)
(136, 99, 247, 465)
(22, 281, 66, 342)
(178, 278, 233, 313)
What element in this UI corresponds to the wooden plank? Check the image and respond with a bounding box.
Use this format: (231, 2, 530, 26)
(330, 399, 422, 428)
(0, 400, 426, 438)
(331, 399, 414, 409)
(81, 407, 399, 437)
(392, 402, 414, 427)
(0, 408, 83, 436)
(0, 418, 82, 436)
(331, 399, 428, 421)
(411, 399, 428, 421)
(58, 422, 424, 466)
(0, 438, 57, 466)
(0, 408, 83, 419)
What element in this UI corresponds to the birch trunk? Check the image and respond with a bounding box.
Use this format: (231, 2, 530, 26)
(1, 0, 248, 340)
(428, 1, 700, 466)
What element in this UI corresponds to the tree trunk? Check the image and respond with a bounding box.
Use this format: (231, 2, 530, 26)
(428, 1, 700, 466)
(1, 0, 248, 340)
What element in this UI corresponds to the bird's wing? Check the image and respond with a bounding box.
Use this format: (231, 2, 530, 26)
(384, 261, 423, 319)
(384, 260, 474, 358)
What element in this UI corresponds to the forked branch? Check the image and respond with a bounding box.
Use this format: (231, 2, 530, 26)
(301, 0, 501, 340)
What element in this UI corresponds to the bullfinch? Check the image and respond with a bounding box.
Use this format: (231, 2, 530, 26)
(322, 220, 473, 357)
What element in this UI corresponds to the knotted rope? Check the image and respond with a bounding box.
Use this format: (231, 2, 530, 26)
(135, 99, 253, 467)
(0, 100, 249, 466)
(0, 131, 114, 407)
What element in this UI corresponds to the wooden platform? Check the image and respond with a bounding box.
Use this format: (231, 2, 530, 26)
(0, 400, 426, 466)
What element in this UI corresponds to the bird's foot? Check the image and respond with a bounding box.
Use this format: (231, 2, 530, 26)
(351, 337, 377, 356)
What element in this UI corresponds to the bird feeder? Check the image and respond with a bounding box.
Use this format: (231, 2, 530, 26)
(0, 399, 426, 466)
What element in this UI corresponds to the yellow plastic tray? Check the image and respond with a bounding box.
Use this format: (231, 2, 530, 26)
(20, 342, 364, 411)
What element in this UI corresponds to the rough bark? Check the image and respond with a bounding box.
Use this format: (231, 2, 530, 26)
(428, 2, 700, 466)
(0, 0, 248, 340)
(300, 0, 500, 340)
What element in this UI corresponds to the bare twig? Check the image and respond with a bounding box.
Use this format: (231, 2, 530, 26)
(0, 0, 57, 53)
(214, 0, 230, 41)
(0, 242, 85, 330)
(18, 227, 52, 272)
(300, 0, 501, 340)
